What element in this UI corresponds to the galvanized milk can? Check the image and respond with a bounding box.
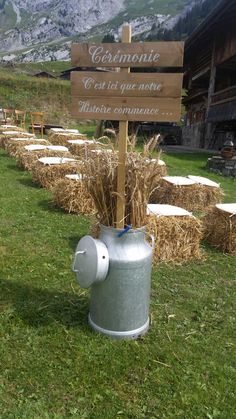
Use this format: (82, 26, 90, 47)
(72, 225, 153, 339)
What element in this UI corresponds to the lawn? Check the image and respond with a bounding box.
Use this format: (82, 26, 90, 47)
(0, 147, 236, 418)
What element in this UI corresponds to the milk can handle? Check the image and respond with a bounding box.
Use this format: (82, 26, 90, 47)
(72, 250, 86, 273)
(145, 233, 155, 249)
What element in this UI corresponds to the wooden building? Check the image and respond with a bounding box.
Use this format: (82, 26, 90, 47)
(183, 0, 236, 149)
(60, 66, 113, 80)
(33, 71, 57, 79)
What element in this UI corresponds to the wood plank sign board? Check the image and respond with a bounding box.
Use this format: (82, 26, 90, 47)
(71, 42, 184, 68)
(71, 97, 181, 122)
(71, 72, 183, 98)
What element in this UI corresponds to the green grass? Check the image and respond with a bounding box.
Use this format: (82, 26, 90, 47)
(12, 61, 72, 76)
(123, 0, 189, 18)
(0, 67, 73, 126)
(0, 146, 235, 418)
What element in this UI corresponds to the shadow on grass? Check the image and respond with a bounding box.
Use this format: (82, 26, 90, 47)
(68, 235, 85, 251)
(18, 178, 41, 189)
(7, 163, 24, 172)
(0, 152, 10, 158)
(0, 278, 89, 330)
(39, 199, 66, 214)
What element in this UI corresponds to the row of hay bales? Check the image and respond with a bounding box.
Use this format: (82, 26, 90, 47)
(1, 124, 235, 263)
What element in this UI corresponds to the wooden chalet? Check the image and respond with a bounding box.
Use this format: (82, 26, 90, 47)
(183, 0, 236, 149)
(60, 66, 114, 80)
(33, 71, 57, 79)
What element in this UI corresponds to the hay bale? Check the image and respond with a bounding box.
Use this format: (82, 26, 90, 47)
(5, 138, 49, 157)
(146, 204, 203, 263)
(53, 174, 96, 214)
(32, 157, 81, 189)
(150, 176, 198, 210)
(67, 139, 102, 158)
(16, 145, 73, 171)
(150, 175, 224, 211)
(48, 130, 88, 146)
(0, 125, 24, 133)
(2, 131, 36, 149)
(187, 175, 224, 209)
(203, 203, 236, 254)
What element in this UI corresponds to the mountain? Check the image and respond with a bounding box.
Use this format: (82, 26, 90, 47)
(0, 0, 215, 62)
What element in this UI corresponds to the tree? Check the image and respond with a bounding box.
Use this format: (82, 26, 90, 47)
(102, 33, 115, 43)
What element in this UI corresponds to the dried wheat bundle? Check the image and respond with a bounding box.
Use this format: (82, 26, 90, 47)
(146, 204, 203, 263)
(145, 158, 167, 181)
(82, 150, 162, 228)
(16, 146, 73, 171)
(1, 131, 35, 148)
(49, 131, 88, 146)
(103, 128, 117, 144)
(143, 134, 162, 157)
(5, 138, 49, 157)
(32, 158, 82, 189)
(203, 204, 236, 254)
(127, 125, 140, 152)
(53, 174, 96, 214)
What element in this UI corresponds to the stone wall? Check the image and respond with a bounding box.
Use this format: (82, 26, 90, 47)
(207, 156, 236, 177)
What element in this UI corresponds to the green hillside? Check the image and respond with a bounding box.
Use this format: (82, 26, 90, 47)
(0, 66, 73, 126)
(123, 0, 190, 18)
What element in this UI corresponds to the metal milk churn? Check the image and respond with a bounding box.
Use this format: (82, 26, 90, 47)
(72, 225, 153, 339)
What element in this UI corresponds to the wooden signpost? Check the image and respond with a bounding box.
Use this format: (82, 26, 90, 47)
(71, 25, 184, 228)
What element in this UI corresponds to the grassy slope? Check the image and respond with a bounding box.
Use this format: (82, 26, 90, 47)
(0, 144, 235, 418)
(13, 61, 72, 76)
(0, 66, 74, 126)
(123, 0, 190, 18)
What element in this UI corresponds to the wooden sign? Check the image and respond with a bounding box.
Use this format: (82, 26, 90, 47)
(71, 71, 183, 98)
(71, 41, 184, 68)
(71, 25, 184, 228)
(71, 97, 181, 122)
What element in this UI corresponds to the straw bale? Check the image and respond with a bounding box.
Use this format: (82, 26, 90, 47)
(150, 176, 223, 211)
(67, 139, 101, 158)
(1, 131, 35, 149)
(53, 176, 96, 214)
(147, 211, 203, 263)
(32, 159, 82, 189)
(0, 125, 24, 133)
(187, 175, 224, 209)
(16, 148, 73, 171)
(5, 138, 49, 157)
(203, 205, 236, 254)
(48, 131, 88, 146)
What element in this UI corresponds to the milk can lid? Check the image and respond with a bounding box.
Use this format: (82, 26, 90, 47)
(73, 236, 109, 288)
